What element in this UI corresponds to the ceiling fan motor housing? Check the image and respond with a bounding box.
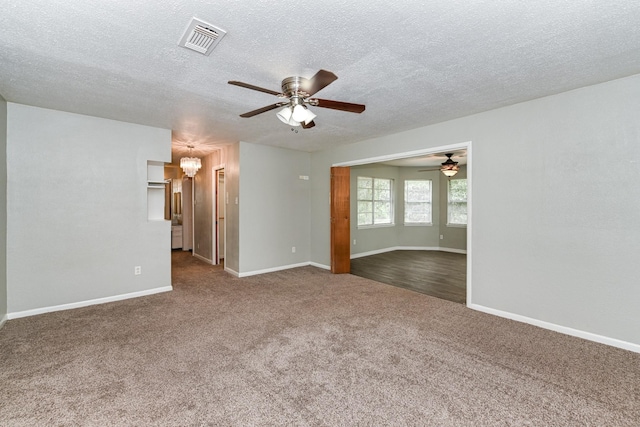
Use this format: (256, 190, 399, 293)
(281, 76, 310, 98)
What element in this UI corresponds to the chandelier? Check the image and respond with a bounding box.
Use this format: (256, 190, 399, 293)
(180, 145, 201, 178)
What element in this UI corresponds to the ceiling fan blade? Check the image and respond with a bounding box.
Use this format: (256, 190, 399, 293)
(312, 98, 366, 113)
(228, 81, 281, 96)
(418, 168, 440, 172)
(303, 70, 338, 96)
(239, 103, 283, 118)
(301, 120, 316, 129)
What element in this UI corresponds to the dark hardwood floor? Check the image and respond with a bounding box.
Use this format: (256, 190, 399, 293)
(350, 250, 467, 304)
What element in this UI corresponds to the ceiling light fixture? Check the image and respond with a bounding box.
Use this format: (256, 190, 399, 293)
(276, 106, 301, 127)
(291, 104, 317, 125)
(180, 145, 202, 178)
(440, 153, 459, 177)
(277, 96, 317, 128)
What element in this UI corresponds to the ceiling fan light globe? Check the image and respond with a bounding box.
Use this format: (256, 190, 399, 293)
(276, 106, 293, 124)
(441, 167, 459, 177)
(291, 104, 307, 122)
(291, 104, 317, 125)
(302, 108, 317, 125)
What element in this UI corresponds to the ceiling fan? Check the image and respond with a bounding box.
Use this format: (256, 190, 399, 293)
(228, 69, 365, 129)
(419, 153, 460, 177)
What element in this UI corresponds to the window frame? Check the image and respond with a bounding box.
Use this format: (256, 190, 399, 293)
(356, 176, 394, 228)
(447, 178, 468, 227)
(403, 179, 433, 226)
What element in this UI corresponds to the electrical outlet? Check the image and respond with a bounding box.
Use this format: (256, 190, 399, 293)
(134, 266, 141, 275)
(292, 246, 296, 253)
(440, 235, 444, 240)
(353, 239, 356, 245)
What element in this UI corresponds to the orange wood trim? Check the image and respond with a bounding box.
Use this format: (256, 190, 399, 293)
(330, 166, 350, 273)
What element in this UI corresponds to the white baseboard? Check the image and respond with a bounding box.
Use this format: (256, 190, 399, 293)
(192, 252, 213, 264)
(351, 246, 466, 259)
(230, 248, 465, 276)
(350, 246, 421, 259)
(395, 246, 440, 250)
(224, 267, 239, 277)
(7, 286, 173, 320)
(238, 262, 312, 278)
(309, 262, 330, 270)
(230, 262, 329, 277)
(438, 247, 467, 254)
(0, 314, 7, 329)
(469, 303, 640, 354)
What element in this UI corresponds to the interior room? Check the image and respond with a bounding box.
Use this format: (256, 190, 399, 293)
(349, 152, 468, 303)
(1, 1, 639, 425)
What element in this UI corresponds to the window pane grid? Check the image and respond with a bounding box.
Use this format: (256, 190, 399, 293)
(357, 176, 394, 226)
(404, 180, 432, 224)
(447, 179, 467, 225)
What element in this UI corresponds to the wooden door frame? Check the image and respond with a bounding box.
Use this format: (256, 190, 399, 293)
(330, 167, 351, 273)
(329, 141, 472, 306)
(212, 164, 226, 265)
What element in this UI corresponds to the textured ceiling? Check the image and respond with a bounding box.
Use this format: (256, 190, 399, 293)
(1, 1, 640, 165)
(382, 151, 467, 168)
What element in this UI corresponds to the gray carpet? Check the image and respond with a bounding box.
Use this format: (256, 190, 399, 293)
(0, 251, 637, 426)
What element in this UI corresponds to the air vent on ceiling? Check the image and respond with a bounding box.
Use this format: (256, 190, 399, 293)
(178, 17, 227, 56)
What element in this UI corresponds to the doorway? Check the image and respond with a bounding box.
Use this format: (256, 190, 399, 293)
(329, 142, 472, 306)
(214, 168, 225, 265)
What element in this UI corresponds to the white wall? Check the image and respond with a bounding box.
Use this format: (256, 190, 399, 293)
(311, 74, 640, 349)
(225, 143, 240, 273)
(0, 95, 7, 327)
(7, 104, 172, 315)
(238, 141, 311, 275)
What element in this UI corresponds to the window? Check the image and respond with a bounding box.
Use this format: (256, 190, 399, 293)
(357, 177, 393, 226)
(404, 180, 432, 224)
(447, 179, 467, 225)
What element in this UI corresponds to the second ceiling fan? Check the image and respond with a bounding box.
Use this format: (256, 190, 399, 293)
(419, 153, 461, 177)
(228, 69, 365, 129)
